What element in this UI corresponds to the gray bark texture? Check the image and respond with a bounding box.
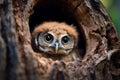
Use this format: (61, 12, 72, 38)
(0, 0, 120, 80)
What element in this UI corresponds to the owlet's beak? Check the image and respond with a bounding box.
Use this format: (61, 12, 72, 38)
(55, 42, 59, 53)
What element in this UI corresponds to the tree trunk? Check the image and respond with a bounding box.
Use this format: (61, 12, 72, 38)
(0, 0, 120, 80)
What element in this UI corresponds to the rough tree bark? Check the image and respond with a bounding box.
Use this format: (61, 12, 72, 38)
(0, 0, 120, 80)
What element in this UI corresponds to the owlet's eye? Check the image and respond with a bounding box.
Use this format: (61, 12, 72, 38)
(61, 36, 69, 45)
(44, 33, 54, 43)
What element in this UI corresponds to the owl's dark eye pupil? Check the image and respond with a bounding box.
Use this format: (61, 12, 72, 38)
(44, 34, 53, 42)
(62, 36, 69, 44)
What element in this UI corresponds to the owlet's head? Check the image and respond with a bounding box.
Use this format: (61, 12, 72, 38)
(31, 22, 78, 55)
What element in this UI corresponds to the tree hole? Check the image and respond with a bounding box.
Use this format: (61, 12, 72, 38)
(29, 0, 86, 59)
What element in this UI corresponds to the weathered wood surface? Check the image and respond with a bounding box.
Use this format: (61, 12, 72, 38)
(0, 0, 120, 80)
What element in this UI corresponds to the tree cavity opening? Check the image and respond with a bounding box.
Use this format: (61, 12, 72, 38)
(29, 0, 86, 58)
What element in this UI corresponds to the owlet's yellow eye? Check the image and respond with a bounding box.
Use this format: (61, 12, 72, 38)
(44, 33, 53, 43)
(61, 36, 69, 45)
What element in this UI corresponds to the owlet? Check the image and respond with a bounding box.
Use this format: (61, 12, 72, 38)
(31, 22, 80, 61)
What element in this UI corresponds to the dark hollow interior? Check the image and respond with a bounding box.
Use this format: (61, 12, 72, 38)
(29, 0, 86, 57)
(110, 51, 120, 68)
